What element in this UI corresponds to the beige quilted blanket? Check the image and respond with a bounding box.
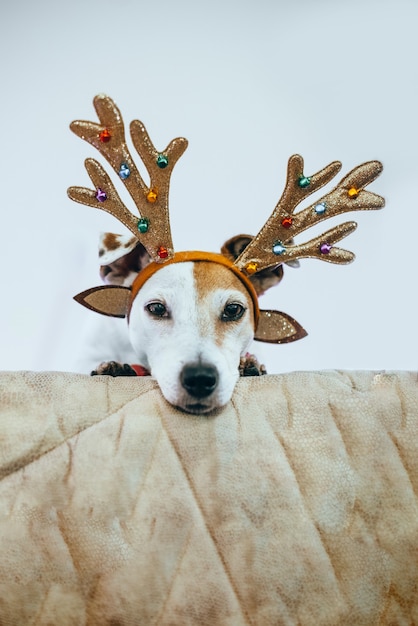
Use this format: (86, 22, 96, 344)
(0, 370, 417, 625)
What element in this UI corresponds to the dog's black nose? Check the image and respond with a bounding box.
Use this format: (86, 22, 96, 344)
(181, 363, 219, 398)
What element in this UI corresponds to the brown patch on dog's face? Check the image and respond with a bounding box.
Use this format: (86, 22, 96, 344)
(193, 261, 255, 339)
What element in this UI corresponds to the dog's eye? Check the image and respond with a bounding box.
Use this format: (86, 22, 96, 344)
(221, 302, 246, 321)
(146, 302, 169, 318)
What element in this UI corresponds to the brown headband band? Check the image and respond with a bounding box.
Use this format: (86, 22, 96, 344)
(129, 251, 260, 327)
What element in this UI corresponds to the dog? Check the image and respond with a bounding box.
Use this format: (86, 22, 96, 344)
(77, 232, 289, 415)
(69, 95, 384, 417)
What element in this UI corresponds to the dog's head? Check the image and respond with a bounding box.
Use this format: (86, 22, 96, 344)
(81, 233, 299, 414)
(129, 258, 255, 414)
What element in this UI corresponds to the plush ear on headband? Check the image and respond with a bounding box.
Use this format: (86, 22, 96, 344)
(74, 286, 131, 318)
(255, 310, 307, 344)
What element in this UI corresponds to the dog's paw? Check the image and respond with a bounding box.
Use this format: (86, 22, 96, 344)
(239, 353, 267, 377)
(91, 361, 138, 377)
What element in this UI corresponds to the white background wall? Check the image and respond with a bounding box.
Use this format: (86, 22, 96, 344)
(0, 0, 417, 374)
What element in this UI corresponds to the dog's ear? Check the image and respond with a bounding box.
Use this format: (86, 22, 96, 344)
(221, 235, 285, 296)
(99, 232, 152, 286)
(74, 285, 131, 318)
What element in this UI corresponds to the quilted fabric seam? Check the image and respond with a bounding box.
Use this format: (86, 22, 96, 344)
(0, 386, 158, 483)
(158, 409, 253, 626)
(265, 416, 349, 613)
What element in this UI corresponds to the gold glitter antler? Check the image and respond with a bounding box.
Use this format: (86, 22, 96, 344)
(67, 94, 188, 262)
(235, 155, 385, 274)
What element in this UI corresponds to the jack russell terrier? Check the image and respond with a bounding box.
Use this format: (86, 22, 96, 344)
(69, 95, 384, 414)
(75, 232, 291, 414)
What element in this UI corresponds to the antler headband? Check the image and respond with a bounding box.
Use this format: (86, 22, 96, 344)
(69, 94, 385, 343)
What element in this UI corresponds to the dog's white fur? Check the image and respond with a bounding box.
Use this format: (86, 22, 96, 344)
(74, 316, 138, 375)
